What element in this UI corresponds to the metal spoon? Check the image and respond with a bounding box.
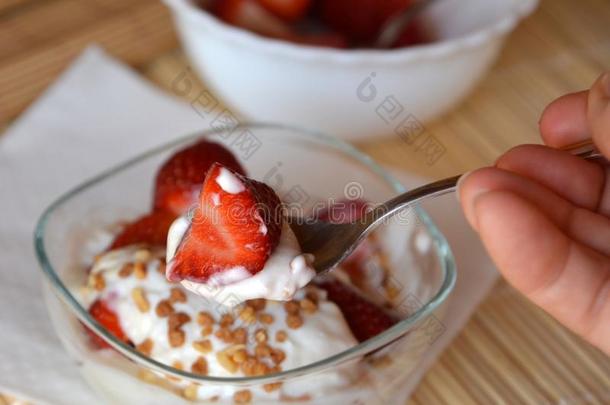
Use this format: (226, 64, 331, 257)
(375, 0, 438, 48)
(289, 141, 603, 275)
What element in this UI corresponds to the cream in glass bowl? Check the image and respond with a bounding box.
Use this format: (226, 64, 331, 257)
(35, 124, 456, 404)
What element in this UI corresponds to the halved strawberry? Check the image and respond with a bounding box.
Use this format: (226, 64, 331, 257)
(286, 31, 348, 48)
(87, 299, 130, 349)
(392, 21, 426, 48)
(315, 278, 398, 342)
(109, 210, 176, 250)
(153, 139, 245, 216)
(317, 0, 414, 44)
(256, 0, 311, 22)
(212, 0, 294, 38)
(167, 163, 282, 283)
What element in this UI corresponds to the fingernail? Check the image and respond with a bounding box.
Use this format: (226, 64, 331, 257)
(455, 171, 472, 203)
(456, 170, 490, 230)
(601, 72, 610, 98)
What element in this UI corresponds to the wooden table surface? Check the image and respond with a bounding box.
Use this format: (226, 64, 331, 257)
(1, 0, 609, 404)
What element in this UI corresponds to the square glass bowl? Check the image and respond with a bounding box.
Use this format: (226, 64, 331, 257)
(35, 123, 456, 404)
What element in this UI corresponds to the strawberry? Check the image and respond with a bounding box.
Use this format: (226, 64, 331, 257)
(286, 31, 348, 48)
(109, 210, 176, 250)
(212, 0, 294, 38)
(153, 139, 245, 216)
(317, 198, 375, 283)
(392, 21, 426, 48)
(315, 278, 398, 342)
(317, 0, 414, 44)
(87, 299, 130, 349)
(256, 0, 312, 22)
(167, 163, 282, 283)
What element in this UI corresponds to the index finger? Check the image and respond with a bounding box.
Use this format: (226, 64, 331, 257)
(539, 90, 590, 148)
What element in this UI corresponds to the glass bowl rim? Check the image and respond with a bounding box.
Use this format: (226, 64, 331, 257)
(34, 122, 456, 385)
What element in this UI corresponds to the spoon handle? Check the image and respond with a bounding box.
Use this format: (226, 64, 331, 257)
(368, 140, 604, 226)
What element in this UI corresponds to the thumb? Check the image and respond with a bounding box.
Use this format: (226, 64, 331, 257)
(588, 72, 610, 158)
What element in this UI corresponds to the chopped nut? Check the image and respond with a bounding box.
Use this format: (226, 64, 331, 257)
(232, 349, 248, 364)
(240, 357, 258, 376)
(168, 329, 185, 347)
(220, 313, 234, 327)
(224, 344, 246, 355)
(169, 312, 191, 329)
(385, 280, 400, 300)
(263, 382, 282, 392)
(136, 338, 154, 356)
(369, 355, 393, 368)
(92, 273, 106, 291)
(247, 299, 266, 311)
(253, 362, 268, 376)
(286, 314, 303, 329)
(132, 287, 150, 312)
(254, 329, 267, 343)
(255, 343, 271, 358)
(275, 330, 287, 343)
(270, 348, 286, 365)
(232, 327, 247, 344)
(197, 311, 214, 326)
(156, 260, 167, 276)
(169, 287, 187, 303)
(183, 384, 199, 401)
(216, 351, 238, 374)
(238, 305, 256, 324)
(168, 361, 184, 381)
(134, 262, 148, 279)
(155, 299, 174, 317)
(191, 356, 208, 375)
(201, 324, 213, 336)
(134, 248, 151, 262)
(305, 290, 319, 304)
(193, 339, 213, 354)
(300, 298, 318, 314)
(137, 369, 157, 383)
(118, 263, 134, 278)
(283, 301, 300, 315)
(258, 313, 274, 324)
(234, 390, 252, 404)
(214, 327, 234, 343)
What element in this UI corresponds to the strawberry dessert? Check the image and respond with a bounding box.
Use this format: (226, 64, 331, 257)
(78, 138, 400, 402)
(166, 163, 317, 305)
(202, 0, 428, 49)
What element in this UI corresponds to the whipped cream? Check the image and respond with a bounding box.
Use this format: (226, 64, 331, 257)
(80, 245, 359, 402)
(166, 218, 316, 306)
(215, 167, 245, 194)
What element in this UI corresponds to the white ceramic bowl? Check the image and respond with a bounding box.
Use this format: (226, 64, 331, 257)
(164, 0, 538, 140)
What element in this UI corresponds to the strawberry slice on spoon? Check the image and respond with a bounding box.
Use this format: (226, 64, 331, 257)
(167, 163, 282, 284)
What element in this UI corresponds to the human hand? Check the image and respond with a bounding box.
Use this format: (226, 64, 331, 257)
(458, 72, 610, 355)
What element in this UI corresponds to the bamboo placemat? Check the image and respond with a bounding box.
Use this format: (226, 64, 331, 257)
(1, 0, 609, 403)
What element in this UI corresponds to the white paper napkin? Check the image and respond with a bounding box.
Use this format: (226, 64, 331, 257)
(0, 46, 498, 404)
